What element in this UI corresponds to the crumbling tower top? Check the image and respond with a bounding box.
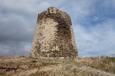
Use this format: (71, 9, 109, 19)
(38, 7, 72, 25)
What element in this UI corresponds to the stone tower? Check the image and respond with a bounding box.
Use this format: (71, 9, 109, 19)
(32, 7, 77, 58)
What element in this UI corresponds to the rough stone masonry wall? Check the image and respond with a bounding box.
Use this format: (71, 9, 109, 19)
(32, 7, 77, 58)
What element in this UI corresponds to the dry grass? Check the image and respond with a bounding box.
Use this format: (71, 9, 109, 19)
(78, 56, 115, 74)
(0, 56, 115, 76)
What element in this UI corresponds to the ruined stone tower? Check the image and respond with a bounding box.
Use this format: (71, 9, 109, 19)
(32, 7, 77, 58)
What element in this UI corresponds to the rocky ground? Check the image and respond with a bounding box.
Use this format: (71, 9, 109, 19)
(0, 56, 115, 76)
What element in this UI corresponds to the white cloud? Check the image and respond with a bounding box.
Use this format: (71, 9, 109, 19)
(68, 0, 95, 17)
(0, 0, 64, 15)
(73, 19, 115, 56)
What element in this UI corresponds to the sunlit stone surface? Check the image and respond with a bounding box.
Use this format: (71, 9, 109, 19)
(32, 7, 77, 58)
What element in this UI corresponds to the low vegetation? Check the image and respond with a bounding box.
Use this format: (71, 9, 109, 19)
(78, 56, 115, 74)
(0, 56, 115, 76)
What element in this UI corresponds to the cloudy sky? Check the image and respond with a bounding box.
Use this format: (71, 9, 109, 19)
(0, 0, 115, 57)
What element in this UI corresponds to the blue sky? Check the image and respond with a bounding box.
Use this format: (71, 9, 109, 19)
(0, 0, 115, 57)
